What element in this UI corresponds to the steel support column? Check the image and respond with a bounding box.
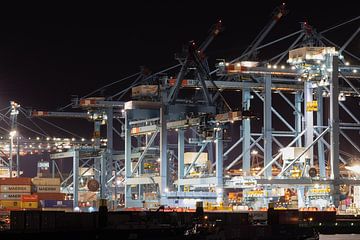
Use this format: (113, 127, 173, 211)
(263, 75, 272, 178)
(317, 88, 326, 178)
(160, 107, 168, 201)
(304, 81, 314, 166)
(100, 152, 106, 199)
(124, 111, 132, 207)
(178, 129, 184, 192)
(215, 129, 223, 203)
(295, 92, 303, 147)
(73, 150, 79, 209)
(330, 55, 340, 183)
(242, 88, 251, 175)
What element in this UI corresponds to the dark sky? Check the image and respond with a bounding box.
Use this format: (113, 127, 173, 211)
(0, 1, 357, 176)
(0, 1, 358, 110)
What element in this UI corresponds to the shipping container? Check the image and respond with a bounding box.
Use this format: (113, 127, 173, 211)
(0, 192, 30, 200)
(0, 185, 31, 193)
(0, 177, 32, 185)
(21, 194, 38, 202)
(21, 201, 39, 209)
(34, 185, 60, 193)
(31, 177, 60, 186)
(131, 85, 158, 98)
(0, 200, 21, 208)
(40, 200, 73, 208)
(36, 192, 66, 200)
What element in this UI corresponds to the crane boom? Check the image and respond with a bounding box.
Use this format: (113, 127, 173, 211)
(242, 3, 287, 60)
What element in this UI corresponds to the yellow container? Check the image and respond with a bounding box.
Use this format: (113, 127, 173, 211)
(0, 200, 21, 208)
(21, 201, 38, 209)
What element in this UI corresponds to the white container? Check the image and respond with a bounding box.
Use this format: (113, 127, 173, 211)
(35, 186, 60, 193)
(0, 185, 31, 193)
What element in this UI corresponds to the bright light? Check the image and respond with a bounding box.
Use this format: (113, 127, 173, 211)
(345, 165, 360, 174)
(297, 78, 302, 81)
(267, 64, 272, 69)
(164, 187, 169, 193)
(81, 138, 85, 142)
(236, 63, 241, 67)
(157, 158, 161, 163)
(225, 62, 229, 66)
(251, 150, 258, 155)
(88, 207, 95, 213)
(71, 138, 76, 141)
(9, 130, 17, 138)
(353, 69, 358, 73)
(281, 65, 285, 69)
(91, 138, 95, 142)
(36, 137, 40, 140)
(116, 179, 122, 186)
(316, 60, 321, 64)
(272, 65, 277, 69)
(46, 137, 50, 141)
(345, 62, 350, 66)
(74, 207, 80, 212)
(291, 66, 296, 70)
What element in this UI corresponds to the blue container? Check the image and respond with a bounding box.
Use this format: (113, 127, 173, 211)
(41, 200, 73, 208)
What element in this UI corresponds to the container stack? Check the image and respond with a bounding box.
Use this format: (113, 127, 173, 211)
(21, 194, 39, 209)
(31, 177, 65, 202)
(0, 178, 32, 210)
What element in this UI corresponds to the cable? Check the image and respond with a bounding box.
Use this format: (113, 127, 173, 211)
(37, 118, 82, 138)
(58, 72, 141, 110)
(0, 112, 48, 137)
(19, 108, 49, 136)
(321, 16, 360, 34)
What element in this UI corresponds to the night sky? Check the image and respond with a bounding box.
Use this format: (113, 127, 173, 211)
(0, 1, 358, 110)
(0, 1, 358, 176)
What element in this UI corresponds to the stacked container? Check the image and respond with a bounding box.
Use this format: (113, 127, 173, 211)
(21, 195, 39, 209)
(0, 178, 32, 209)
(31, 178, 66, 208)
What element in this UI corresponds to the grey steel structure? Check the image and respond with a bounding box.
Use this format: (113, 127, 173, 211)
(0, 5, 359, 210)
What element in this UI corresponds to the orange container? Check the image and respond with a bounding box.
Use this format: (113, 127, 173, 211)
(21, 194, 38, 202)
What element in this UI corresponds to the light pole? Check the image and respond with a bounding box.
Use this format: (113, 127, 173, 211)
(9, 130, 17, 178)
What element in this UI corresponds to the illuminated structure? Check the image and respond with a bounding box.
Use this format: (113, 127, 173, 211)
(0, 4, 359, 211)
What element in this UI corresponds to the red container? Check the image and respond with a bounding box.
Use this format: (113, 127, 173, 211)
(21, 194, 38, 202)
(0, 178, 32, 185)
(36, 192, 65, 201)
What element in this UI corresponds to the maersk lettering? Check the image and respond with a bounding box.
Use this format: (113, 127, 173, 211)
(9, 186, 27, 191)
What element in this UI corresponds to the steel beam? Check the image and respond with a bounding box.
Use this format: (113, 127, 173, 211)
(242, 88, 251, 175)
(279, 127, 329, 177)
(215, 129, 223, 203)
(317, 88, 326, 178)
(160, 107, 168, 199)
(330, 55, 340, 181)
(73, 150, 79, 209)
(178, 129, 184, 191)
(304, 81, 314, 166)
(124, 110, 132, 207)
(257, 130, 306, 176)
(264, 75, 272, 178)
